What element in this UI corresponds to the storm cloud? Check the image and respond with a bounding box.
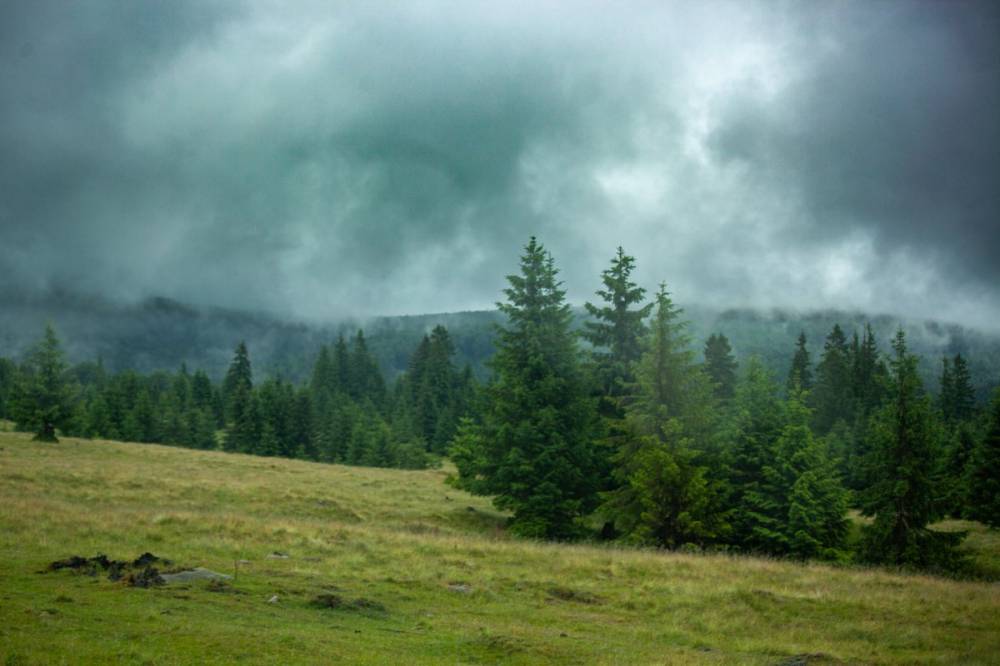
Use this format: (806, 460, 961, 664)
(1, 1, 998, 328)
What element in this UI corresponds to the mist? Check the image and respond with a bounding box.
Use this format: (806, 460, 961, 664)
(1, 1, 998, 329)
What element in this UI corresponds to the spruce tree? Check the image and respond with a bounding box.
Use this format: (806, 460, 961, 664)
(452, 237, 600, 538)
(12, 325, 75, 442)
(223, 342, 256, 452)
(223, 341, 253, 423)
(811, 324, 853, 433)
(601, 284, 725, 547)
(703, 334, 738, 402)
(950, 354, 975, 423)
(851, 324, 885, 419)
(966, 389, 1000, 528)
(779, 391, 850, 560)
(858, 330, 964, 570)
(0, 357, 16, 420)
(787, 332, 813, 392)
(582, 247, 652, 401)
(939, 357, 955, 422)
(725, 358, 786, 552)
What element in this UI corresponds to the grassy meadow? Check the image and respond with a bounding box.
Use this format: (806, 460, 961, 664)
(1, 429, 998, 665)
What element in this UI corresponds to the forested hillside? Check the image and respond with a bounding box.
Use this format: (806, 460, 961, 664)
(2, 292, 997, 398)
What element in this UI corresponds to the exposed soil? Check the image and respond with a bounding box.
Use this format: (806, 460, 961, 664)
(310, 593, 387, 614)
(45, 552, 171, 587)
(547, 586, 603, 605)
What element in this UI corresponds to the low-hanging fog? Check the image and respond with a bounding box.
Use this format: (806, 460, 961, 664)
(1, 1, 998, 329)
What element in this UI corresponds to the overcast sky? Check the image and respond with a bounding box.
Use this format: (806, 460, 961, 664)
(1, 1, 998, 328)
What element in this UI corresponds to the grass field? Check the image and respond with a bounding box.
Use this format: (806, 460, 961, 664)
(1, 430, 998, 665)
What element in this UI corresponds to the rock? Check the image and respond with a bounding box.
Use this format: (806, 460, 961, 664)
(160, 567, 233, 584)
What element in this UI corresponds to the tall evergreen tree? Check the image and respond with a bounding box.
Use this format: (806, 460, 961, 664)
(223, 341, 253, 423)
(12, 325, 75, 442)
(787, 332, 813, 392)
(223, 342, 257, 452)
(850, 324, 885, 419)
(858, 330, 964, 570)
(703, 334, 738, 402)
(451, 237, 600, 538)
(582, 247, 652, 401)
(777, 391, 850, 560)
(725, 358, 786, 552)
(0, 357, 16, 420)
(600, 284, 725, 547)
(966, 389, 1000, 528)
(811, 324, 853, 433)
(950, 354, 975, 423)
(939, 357, 955, 422)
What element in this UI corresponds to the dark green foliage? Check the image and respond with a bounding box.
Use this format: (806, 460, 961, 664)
(396, 325, 474, 454)
(0, 356, 16, 420)
(726, 369, 849, 559)
(223, 342, 257, 453)
(348, 331, 385, 407)
(726, 358, 786, 552)
(11, 325, 75, 442)
(779, 393, 850, 560)
(223, 341, 253, 423)
(583, 247, 652, 401)
(452, 237, 601, 539)
(940, 353, 976, 425)
(811, 324, 853, 434)
(703, 334, 737, 402)
(849, 324, 886, 418)
(600, 285, 726, 548)
(858, 330, 965, 570)
(787, 332, 813, 392)
(941, 424, 977, 518)
(966, 390, 1000, 528)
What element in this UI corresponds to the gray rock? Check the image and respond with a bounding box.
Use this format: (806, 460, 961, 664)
(160, 567, 233, 584)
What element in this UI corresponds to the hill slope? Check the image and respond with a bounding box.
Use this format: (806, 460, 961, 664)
(1, 431, 998, 664)
(3, 293, 999, 399)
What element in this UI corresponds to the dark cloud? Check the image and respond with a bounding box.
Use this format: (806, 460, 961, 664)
(0, 1, 997, 328)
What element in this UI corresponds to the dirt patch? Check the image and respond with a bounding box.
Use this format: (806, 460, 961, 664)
(547, 586, 603, 605)
(775, 653, 843, 666)
(45, 552, 171, 587)
(310, 593, 387, 614)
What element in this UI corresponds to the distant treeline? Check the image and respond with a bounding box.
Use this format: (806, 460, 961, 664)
(0, 325, 478, 471)
(2, 240, 999, 575)
(3, 291, 999, 401)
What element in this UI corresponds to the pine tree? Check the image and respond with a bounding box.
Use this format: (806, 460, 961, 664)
(858, 330, 965, 570)
(600, 285, 725, 547)
(452, 237, 600, 539)
(811, 324, 853, 434)
(966, 389, 1000, 528)
(12, 325, 75, 442)
(582, 247, 652, 402)
(223, 342, 256, 452)
(780, 392, 850, 560)
(851, 324, 885, 419)
(950, 354, 975, 423)
(939, 357, 955, 422)
(190, 408, 218, 450)
(0, 357, 18, 420)
(223, 341, 253, 423)
(787, 332, 813, 392)
(942, 424, 977, 518)
(703, 334, 738, 402)
(725, 358, 786, 552)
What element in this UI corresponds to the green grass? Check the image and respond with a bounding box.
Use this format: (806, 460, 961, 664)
(1, 432, 998, 664)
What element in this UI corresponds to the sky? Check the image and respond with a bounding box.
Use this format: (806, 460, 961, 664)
(1, 0, 998, 329)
